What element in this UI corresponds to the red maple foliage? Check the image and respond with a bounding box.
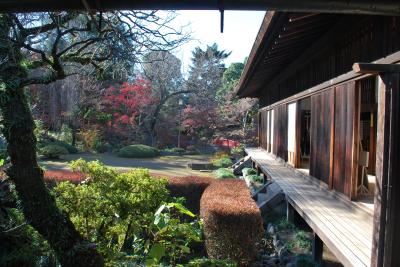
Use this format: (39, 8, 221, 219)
(104, 79, 158, 127)
(182, 105, 218, 133)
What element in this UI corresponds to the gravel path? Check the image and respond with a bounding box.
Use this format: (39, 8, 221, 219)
(40, 152, 214, 177)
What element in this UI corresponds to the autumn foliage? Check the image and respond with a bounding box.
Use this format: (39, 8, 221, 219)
(104, 79, 158, 127)
(200, 179, 264, 266)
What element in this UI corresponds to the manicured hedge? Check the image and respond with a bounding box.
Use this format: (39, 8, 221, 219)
(40, 144, 69, 159)
(200, 179, 264, 266)
(166, 176, 214, 214)
(44, 170, 85, 184)
(117, 144, 159, 158)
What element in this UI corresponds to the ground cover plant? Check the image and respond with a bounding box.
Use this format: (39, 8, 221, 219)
(117, 144, 160, 158)
(200, 179, 264, 266)
(215, 168, 235, 179)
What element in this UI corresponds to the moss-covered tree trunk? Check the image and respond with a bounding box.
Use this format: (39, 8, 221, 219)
(0, 15, 104, 267)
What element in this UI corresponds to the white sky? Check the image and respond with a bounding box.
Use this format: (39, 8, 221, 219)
(170, 10, 266, 73)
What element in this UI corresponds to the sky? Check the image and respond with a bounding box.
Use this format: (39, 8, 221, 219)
(170, 10, 266, 73)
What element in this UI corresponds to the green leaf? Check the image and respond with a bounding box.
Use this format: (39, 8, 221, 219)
(147, 243, 165, 264)
(167, 202, 196, 217)
(180, 245, 190, 253)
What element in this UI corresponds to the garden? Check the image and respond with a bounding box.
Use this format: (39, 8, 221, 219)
(0, 10, 319, 267)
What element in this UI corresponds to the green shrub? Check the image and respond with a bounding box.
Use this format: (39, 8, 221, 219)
(164, 147, 186, 154)
(0, 210, 51, 267)
(230, 144, 244, 157)
(181, 258, 237, 266)
(53, 160, 170, 264)
(200, 180, 264, 266)
(37, 139, 78, 154)
(212, 157, 233, 168)
(294, 230, 312, 250)
(40, 144, 68, 159)
(94, 141, 113, 153)
(145, 202, 203, 265)
(276, 218, 295, 231)
(214, 168, 235, 179)
(242, 168, 257, 177)
(117, 144, 160, 158)
(247, 174, 263, 183)
(1, 181, 51, 267)
(52, 140, 78, 154)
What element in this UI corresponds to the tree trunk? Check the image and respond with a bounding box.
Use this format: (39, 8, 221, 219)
(0, 15, 104, 267)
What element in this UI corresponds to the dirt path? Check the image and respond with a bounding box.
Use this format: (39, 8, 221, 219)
(40, 153, 214, 177)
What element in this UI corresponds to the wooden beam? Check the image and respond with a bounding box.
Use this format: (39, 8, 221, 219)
(258, 50, 400, 112)
(353, 63, 400, 74)
(2, 0, 400, 15)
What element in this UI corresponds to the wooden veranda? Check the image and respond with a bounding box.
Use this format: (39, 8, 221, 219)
(246, 147, 373, 267)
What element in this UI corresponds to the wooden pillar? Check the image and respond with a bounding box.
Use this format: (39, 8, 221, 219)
(371, 73, 400, 267)
(312, 233, 323, 265)
(286, 201, 295, 224)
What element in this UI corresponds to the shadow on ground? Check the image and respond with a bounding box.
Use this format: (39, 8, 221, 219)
(40, 152, 214, 177)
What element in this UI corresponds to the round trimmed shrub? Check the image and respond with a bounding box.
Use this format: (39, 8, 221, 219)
(215, 168, 235, 179)
(53, 140, 78, 154)
(40, 145, 68, 159)
(200, 180, 264, 266)
(117, 144, 159, 158)
(212, 157, 233, 168)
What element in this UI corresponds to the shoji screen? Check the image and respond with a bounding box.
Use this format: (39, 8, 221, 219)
(287, 102, 297, 166)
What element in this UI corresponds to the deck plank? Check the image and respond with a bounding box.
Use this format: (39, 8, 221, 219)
(246, 148, 373, 267)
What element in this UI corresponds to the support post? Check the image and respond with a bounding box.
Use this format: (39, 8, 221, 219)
(312, 233, 323, 265)
(286, 201, 295, 224)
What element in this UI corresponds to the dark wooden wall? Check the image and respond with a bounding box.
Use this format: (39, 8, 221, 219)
(259, 16, 400, 107)
(332, 81, 357, 197)
(273, 105, 287, 161)
(371, 73, 400, 267)
(309, 90, 333, 184)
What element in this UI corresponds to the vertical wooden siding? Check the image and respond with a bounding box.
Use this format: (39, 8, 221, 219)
(333, 81, 357, 197)
(372, 73, 400, 267)
(310, 90, 333, 184)
(273, 104, 288, 161)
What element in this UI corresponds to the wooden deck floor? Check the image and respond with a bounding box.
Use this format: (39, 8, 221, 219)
(245, 147, 373, 267)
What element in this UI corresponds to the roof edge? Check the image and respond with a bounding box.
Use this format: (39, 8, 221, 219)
(235, 11, 283, 98)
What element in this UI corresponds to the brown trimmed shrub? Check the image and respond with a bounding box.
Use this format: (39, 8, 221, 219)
(166, 176, 214, 214)
(44, 170, 85, 183)
(200, 179, 264, 266)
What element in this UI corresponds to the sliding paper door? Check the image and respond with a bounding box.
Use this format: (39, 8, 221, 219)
(287, 102, 297, 166)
